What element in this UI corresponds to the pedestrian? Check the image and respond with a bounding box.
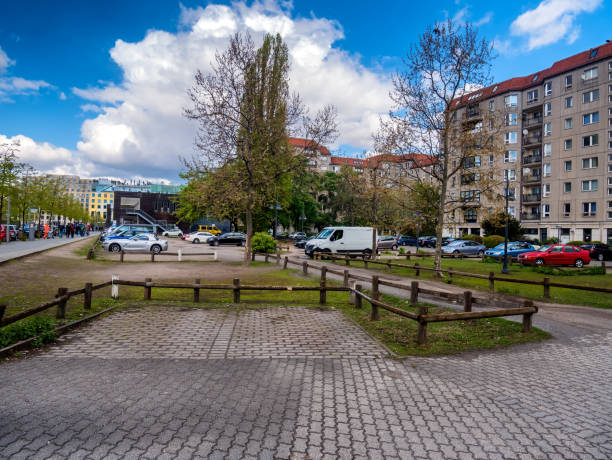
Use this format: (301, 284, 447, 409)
(43, 223, 50, 239)
(69, 223, 75, 238)
(59, 224, 65, 238)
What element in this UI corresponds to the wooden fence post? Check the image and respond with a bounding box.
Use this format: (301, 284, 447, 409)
(406, 250, 411, 260)
(251, 251, 255, 262)
(194, 278, 200, 303)
(84, 283, 92, 310)
(0, 304, 6, 322)
(417, 306, 428, 345)
(386, 261, 391, 272)
(144, 278, 152, 300)
(410, 281, 419, 306)
(463, 291, 472, 312)
(370, 275, 380, 321)
(87, 248, 93, 260)
(414, 262, 420, 277)
(283, 256, 288, 269)
(302, 262, 308, 275)
(111, 274, 119, 299)
(543, 277, 550, 299)
(233, 278, 240, 303)
(178, 248, 182, 262)
(120, 250, 124, 263)
(355, 284, 363, 309)
(349, 280, 356, 304)
(522, 300, 534, 332)
(488, 272, 495, 293)
(448, 267, 453, 284)
(364, 258, 368, 269)
(320, 267, 327, 305)
(276, 253, 281, 265)
(343, 270, 349, 287)
(56, 287, 68, 319)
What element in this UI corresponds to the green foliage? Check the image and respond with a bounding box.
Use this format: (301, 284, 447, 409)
(0, 316, 57, 348)
(542, 237, 559, 244)
(482, 212, 524, 240)
(461, 233, 483, 243)
(251, 232, 277, 253)
(483, 235, 505, 248)
(398, 246, 406, 255)
(529, 266, 605, 276)
(567, 241, 586, 246)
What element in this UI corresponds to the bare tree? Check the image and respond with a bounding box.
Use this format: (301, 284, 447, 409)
(376, 19, 502, 273)
(184, 32, 336, 262)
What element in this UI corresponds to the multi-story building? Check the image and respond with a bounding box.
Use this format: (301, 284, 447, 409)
(450, 41, 612, 244)
(289, 137, 331, 171)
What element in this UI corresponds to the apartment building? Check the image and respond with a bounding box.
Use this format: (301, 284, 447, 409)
(289, 137, 331, 171)
(450, 42, 612, 244)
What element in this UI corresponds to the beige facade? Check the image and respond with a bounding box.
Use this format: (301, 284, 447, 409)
(450, 44, 612, 244)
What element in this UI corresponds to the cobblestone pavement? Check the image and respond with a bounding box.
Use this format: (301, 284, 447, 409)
(1, 306, 611, 459)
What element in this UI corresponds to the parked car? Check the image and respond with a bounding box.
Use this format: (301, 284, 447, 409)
(441, 239, 486, 257)
(289, 232, 307, 240)
(197, 225, 221, 235)
(517, 244, 591, 267)
(485, 241, 536, 258)
(104, 227, 155, 241)
(295, 235, 315, 249)
(207, 232, 246, 246)
(162, 226, 183, 237)
(580, 243, 612, 261)
(0, 225, 17, 241)
(103, 234, 168, 254)
(418, 236, 435, 247)
(397, 235, 417, 246)
(184, 231, 214, 244)
(377, 235, 399, 251)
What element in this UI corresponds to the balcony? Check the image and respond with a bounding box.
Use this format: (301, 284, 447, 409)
(521, 212, 541, 221)
(522, 154, 542, 165)
(522, 194, 542, 203)
(463, 110, 481, 120)
(522, 174, 542, 184)
(582, 212, 597, 218)
(522, 117, 543, 128)
(522, 135, 542, 147)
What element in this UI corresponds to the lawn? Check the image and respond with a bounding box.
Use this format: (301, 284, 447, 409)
(324, 255, 612, 309)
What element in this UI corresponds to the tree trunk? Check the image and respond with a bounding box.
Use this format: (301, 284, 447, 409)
(244, 186, 253, 264)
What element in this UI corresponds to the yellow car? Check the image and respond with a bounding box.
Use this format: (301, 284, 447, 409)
(197, 225, 221, 235)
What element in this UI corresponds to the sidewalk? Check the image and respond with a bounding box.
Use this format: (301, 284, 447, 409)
(0, 234, 97, 264)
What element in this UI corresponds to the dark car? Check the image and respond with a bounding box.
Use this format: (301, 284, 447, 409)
(207, 232, 246, 246)
(398, 235, 417, 246)
(580, 243, 612, 261)
(418, 236, 435, 247)
(295, 235, 314, 249)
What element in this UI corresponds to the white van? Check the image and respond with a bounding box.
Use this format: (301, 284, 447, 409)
(304, 227, 375, 258)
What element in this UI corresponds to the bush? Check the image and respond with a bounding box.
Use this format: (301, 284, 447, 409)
(567, 240, 586, 246)
(462, 233, 483, 244)
(542, 237, 559, 244)
(0, 316, 57, 348)
(398, 247, 406, 255)
(251, 232, 277, 253)
(483, 235, 505, 248)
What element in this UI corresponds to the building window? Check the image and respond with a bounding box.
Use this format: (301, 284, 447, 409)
(565, 96, 573, 108)
(583, 202, 596, 216)
(543, 204, 550, 218)
(505, 113, 517, 126)
(543, 163, 551, 177)
(563, 203, 571, 216)
(544, 143, 552, 156)
(464, 208, 477, 223)
(505, 132, 517, 144)
(582, 157, 598, 169)
(543, 183, 551, 197)
(460, 190, 480, 202)
(564, 118, 572, 129)
(564, 139, 572, 150)
(504, 150, 517, 163)
(565, 74, 573, 88)
(544, 81, 552, 96)
(582, 180, 598, 191)
(583, 134, 599, 147)
(504, 169, 516, 181)
(582, 67, 598, 80)
(489, 155, 494, 165)
(544, 122, 552, 136)
(527, 90, 538, 103)
(564, 182, 572, 193)
(489, 100, 494, 111)
(583, 89, 599, 103)
(583, 112, 599, 125)
(504, 94, 518, 108)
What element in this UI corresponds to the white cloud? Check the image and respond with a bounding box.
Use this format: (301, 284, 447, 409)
(59, 91, 67, 100)
(66, 0, 391, 180)
(0, 45, 53, 101)
(510, 0, 602, 50)
(0, 46, 15, 73)
(474, 12, 493, 27)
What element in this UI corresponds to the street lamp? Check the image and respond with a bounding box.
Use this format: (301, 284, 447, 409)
(414, 211, 423, 247)
(269, 196, 282, 239)
(502, 173, 510, 275)
(299, 213, 306, 233)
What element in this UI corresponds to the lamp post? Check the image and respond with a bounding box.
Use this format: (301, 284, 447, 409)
(502, 174, 510, 274)
(414, 211, 423, 248)
(299, 213, 306, 233)
(270, 196, 282, 239)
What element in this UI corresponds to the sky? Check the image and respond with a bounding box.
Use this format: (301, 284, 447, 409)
(0, 0, 610, 183)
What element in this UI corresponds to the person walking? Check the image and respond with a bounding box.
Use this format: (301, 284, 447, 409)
(43, 223, 50, 239)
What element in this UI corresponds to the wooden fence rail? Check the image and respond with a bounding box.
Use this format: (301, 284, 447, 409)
(116, 250, 217, 263)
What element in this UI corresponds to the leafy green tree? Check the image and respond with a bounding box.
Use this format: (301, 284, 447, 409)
(0, 142, 24, 222)
(482, 211, 524, 241)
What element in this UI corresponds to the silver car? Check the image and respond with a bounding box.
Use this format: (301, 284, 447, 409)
(441, 239, 486, 257)
(103, 234, 168, 254)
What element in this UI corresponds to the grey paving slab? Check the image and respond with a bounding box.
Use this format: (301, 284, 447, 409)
(0, 234, 95, 263)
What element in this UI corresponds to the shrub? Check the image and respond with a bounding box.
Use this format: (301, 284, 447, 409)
(462, 234, 483, 244)
(398, 246, 406, 255)
(251, 232, 277, 253)
(0, 316, 57, 348)
(483, 235, 505, 248)
(542, 237, 559, 244)
(567, 240, 586, 247)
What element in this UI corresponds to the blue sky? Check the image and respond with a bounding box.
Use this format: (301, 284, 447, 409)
(0, 0, 610, 182)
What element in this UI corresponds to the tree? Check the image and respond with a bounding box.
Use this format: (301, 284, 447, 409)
(184, 32, 336, 262)
(0, 142, 24, 223)
(377, 19, 500, 274)
(482, 211, 523, 241)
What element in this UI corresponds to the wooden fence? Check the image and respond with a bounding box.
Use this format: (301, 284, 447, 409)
(310, 253, 612, 298)
(86, 234, 102, 259)
(114, 249, 217, 263)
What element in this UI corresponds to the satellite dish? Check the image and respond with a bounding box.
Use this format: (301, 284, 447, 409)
(522, 129, 528, 135)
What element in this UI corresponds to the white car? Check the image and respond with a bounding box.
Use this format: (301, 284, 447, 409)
(184, 231, 213, 244)
(162, 227, 183, 237)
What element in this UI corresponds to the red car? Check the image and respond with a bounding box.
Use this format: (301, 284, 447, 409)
(0, 225, 16, 241)
(517, 244, 591, 268)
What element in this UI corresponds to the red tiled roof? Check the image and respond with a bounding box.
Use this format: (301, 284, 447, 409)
(289, 137, 331, 155)
(452, 41, 612, 109)
(331, 153, 437, 169)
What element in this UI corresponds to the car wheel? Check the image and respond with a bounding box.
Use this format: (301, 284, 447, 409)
(193, 238, 199, 244)
(151, 245, 161, 254)
(214, 241, 220, 246)
(109, 243, 121, 253)
(574, 258, 584, 268)
(453, 250, 460, 258)
(392, 244, 398, 250)
(597, 253, 604, 261)
(178, 233, 183, 238)
(240, 240, 245, 247)
(363, 248, 372, 257)
(478, 250, 484, 257)
(535, 258, 545, 266)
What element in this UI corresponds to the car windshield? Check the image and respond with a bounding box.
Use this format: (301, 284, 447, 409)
(447, 240, 463, 246)
(316, 229, 334, 239)
(539, 245, 552, 252)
